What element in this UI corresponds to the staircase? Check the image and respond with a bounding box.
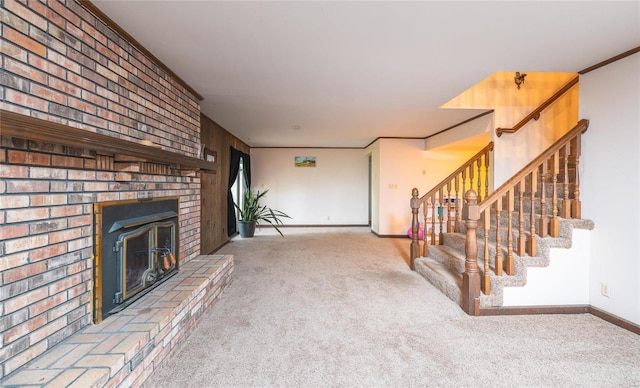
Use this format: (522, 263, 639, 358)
(410, 118, 592, 315)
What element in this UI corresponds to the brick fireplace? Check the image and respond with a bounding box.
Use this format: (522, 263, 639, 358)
(0, 0, 229, 383)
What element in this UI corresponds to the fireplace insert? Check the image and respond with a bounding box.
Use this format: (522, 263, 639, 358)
(94, 197, 180, 323)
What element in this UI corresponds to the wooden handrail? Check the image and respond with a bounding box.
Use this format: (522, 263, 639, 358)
(419, 142, 494, 204)
(496, 76, 579, 137)
(481, 119, 588, 212)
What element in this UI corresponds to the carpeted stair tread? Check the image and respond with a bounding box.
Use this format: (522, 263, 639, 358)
(425, 244, 466, 273)
(414, 256, 462, 305)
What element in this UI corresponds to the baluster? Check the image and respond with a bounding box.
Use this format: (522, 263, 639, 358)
(454, 174, 461, 233)
(517, 179, 526, 256)
(462, 190, 480, 315)
(550, 151, 560, 237)
(476, 158, 482, 202)
(484, 150, 490, 200)
(562, 142, 571, 218)
(572, 135, 582, 218)
(468, 164, 474, 203)
(494, 197, 503, 276)
(438, 188, 445, 244)
(505, 188, 515, 275)
(482, 207, 491, 295)
(462, 168, 468, 203)
(539, 162, 548, 238)
(422, 202, 429, 257)
(410, 188, 420, 269)
(447, 182, 454, 232)
(528, 171, 538, 257)
(431, 195, 437, 246)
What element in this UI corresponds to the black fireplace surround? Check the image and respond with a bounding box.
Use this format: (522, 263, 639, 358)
(94, 197, 179, 322)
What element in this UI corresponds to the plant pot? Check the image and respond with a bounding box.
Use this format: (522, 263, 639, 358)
(238, 220, 256, 237)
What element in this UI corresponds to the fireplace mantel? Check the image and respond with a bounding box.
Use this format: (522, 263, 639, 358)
(0, 109, 216, 173)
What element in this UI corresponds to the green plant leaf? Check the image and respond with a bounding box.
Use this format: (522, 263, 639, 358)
(233, 188, 291, 236)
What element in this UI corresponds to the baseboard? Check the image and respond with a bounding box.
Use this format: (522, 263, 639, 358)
(479, 304, 640, 335)
(371, 230, 407, 238)
(479, 305, 591, 316)
(258, 224, 370, 228)
(589, 306, 640, 335)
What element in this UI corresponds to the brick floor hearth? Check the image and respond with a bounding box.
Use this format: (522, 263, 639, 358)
(0, 255, 233, 387)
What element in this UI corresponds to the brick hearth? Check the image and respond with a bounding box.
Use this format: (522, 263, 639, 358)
(0, 254, 233, 387)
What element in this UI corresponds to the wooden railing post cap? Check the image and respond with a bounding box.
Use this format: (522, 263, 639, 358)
(410, 188, 420, 209)
(465, 189, 478, 204)
(462, 190, 479, 220)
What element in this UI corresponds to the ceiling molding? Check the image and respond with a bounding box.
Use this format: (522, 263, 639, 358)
(425, 110, 494, 140)
(250, 146, 364, 150)
(578, 46, 640, 75)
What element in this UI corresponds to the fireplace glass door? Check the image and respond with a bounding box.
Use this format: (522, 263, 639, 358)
(116, 221, 176, 303)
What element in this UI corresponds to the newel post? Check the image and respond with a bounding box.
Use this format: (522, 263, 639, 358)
(461, 190, 480, 315)
(410, 188, 421, 270)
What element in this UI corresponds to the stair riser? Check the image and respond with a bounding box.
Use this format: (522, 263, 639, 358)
(460, 217, 526, 243)
(441, 233, 508, 267)
(427, 247, 465, 273)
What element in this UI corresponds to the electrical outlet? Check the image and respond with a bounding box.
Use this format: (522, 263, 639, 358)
(601, 283, 610, 297)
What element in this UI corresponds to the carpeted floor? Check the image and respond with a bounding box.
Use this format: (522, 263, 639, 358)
(149, 227, 640, 387)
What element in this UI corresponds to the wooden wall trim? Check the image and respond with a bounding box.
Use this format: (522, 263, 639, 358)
(264, 224, 371, 229)
(478, 304, 640, 335)
(479, 305, 591, 316)
(251, 147, 364, 150)
(590, 306, 640, 335)
(363, 110, 494, 149)
(578, 46, 640, 75)
(78, 0, 203, 101)
(425, 110, 494, 140)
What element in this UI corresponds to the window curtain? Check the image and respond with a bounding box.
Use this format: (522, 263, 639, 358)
(242, 154, 251, 188)
(227, 147, 251, 237)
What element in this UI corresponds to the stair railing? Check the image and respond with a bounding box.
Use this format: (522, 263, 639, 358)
(460, 119, 589, 314)
(410, 142, 494, 269)
(496, 76, 579, 137)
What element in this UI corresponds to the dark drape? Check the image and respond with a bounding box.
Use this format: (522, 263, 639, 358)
(243, 154, 251, 188)
(227, 147, 243, 236)
(227, 147, 251, 237)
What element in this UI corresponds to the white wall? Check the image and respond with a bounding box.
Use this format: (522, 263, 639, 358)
(374, 138, 428, 236)
(250, 148, 369, 225)
(492, 85, 579, 187)
(503, 229, 591, 306)
(580, 52, 640, 325)
(425, 113, 492, 150)
(423, 114, 493, 194)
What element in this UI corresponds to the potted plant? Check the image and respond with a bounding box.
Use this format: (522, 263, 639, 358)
(234, 189, 290, 237)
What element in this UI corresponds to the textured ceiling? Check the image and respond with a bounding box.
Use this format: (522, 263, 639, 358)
(92, 1, 640, 147)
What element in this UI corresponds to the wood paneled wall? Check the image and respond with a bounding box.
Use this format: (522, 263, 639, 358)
(200, 114, 250, 254)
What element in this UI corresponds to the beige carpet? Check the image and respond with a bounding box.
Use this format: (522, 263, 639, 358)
(149, 227, 640, 387)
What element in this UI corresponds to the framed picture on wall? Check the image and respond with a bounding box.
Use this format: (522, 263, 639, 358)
(204, 147, 216, 163)
(294, 156, 316, 167)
